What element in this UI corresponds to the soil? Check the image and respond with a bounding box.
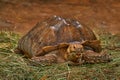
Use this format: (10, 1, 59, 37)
(0, 0, 120, 34)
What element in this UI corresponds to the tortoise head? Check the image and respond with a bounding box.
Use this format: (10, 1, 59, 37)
(67, 43, 84, 53)
(67, 42, 84, 62)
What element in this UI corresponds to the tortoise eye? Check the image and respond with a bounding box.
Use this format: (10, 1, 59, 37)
(73, 46, 75, 49)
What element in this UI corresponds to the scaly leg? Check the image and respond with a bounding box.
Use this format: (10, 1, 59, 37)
(82, 50, 112, 64)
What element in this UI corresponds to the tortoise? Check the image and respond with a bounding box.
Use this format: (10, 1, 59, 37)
(15, 16, 112, 65)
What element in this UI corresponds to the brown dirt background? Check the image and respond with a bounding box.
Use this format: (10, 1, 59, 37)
(0, 0, 120, 34)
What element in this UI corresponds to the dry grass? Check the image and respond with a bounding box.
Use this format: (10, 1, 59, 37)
(0, 31, 120, 80)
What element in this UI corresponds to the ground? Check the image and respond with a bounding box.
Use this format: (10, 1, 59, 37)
(0, 31, 120, 80)
(0, 0, 120, 34)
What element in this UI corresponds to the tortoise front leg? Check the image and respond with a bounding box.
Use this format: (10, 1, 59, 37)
(31, 54, 57, 65)
(82, 50, 112, 64)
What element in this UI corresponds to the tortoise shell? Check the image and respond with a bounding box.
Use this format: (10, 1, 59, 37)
(17, 16, 101, 58)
